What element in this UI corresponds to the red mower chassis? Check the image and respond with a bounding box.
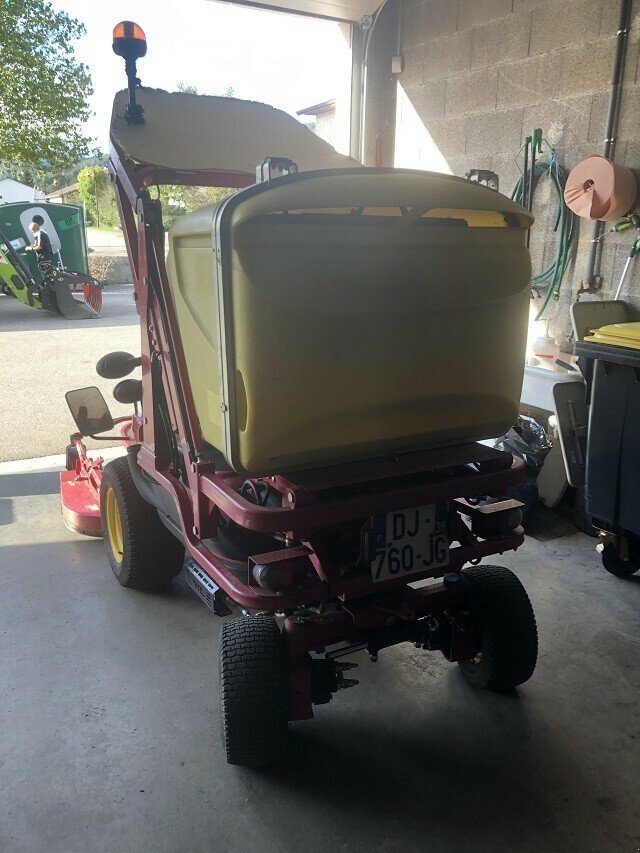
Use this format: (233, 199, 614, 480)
(62, 425, 528, 723)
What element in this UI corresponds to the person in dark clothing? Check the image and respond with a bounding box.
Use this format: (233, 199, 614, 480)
(26, 215, 54, 271)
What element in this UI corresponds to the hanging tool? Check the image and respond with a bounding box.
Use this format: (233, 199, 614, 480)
(610, 213, 640, 233)
(523, 129, 542, 247)
(511, 140, 575, 319)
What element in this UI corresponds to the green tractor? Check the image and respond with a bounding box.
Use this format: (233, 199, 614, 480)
(0, 225, 102, 319)
(0, 201, 102, 319)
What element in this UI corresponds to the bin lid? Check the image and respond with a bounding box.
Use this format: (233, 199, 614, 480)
(584, 322, 640, 350)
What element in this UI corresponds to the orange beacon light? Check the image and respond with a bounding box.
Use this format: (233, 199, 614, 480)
(112, 21, 147, 125)
(112, 21, 147, 60)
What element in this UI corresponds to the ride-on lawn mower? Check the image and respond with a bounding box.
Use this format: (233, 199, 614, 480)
(60, 22, 538, 767)
(0, 225, 102, 319)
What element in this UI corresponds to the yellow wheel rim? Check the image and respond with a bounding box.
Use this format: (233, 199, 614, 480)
(105, 486, 124, 564)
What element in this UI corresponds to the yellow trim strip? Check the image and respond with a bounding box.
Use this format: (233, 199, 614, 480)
(266, 206, 511, 227)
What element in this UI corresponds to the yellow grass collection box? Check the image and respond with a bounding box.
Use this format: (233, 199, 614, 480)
(166, 168, 533, 476)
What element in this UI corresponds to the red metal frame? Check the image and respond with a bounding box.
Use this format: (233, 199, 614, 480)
(60, 137, 529, 720)
(103, 138, 529, 602)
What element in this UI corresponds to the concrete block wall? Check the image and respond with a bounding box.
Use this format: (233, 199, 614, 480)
(397, 0, 640, 345)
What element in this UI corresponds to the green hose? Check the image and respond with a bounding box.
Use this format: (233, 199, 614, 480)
(511, 155, 576, 320)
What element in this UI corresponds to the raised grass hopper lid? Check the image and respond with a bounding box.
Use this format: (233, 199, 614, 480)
(110, 88, 359, 177)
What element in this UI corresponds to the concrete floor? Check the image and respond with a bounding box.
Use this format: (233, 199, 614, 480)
(1, 463, 639, 852)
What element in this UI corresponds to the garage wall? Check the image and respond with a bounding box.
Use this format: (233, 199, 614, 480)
(396, 0, 640, 345)
(363, 1, 400, 166)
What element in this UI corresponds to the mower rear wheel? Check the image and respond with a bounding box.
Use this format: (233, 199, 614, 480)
(100, 457, 184, 590)
(219, 613, 289, 767)
(458, 565, 538, 691)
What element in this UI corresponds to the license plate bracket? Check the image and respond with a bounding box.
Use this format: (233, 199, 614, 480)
(370, 502, 449, 583)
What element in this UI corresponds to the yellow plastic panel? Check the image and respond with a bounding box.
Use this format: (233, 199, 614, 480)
(166, 225, 224, 448)
(584, 321, 640, 350)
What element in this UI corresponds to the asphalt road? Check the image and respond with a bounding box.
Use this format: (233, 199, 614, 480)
(0, 285, 140, 462)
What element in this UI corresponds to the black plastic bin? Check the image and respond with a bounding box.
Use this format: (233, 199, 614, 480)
(576, 340, 640, 535)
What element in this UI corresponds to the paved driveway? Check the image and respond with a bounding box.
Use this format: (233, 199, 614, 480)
(0, 285, 139, 462)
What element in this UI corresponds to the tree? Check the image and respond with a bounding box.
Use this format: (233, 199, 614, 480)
(78, 165, 232, 231)
(176, 83, 235, 98)
(0, 0, 92, 171)
(157, 185, 234, 229)
(10, 148, 102, 192)
(77, 165, 120, 229)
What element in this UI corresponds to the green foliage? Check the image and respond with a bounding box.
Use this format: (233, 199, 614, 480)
(156, 185, 235, 229)
(77, 165, 234, 231)
(6, 150, 101, 192)
(77, 165, 108, 199)
(77, 166, 119, 229)
(0, 0, 92, 171)
(43, 151, 102, 192)
(176, 83, 235, 98)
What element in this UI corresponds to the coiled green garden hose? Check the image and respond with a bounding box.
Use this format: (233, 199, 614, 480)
(511, 152, 576, 320)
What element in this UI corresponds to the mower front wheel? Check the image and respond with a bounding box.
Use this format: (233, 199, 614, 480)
(219, 614, 289, 767)
(100, 457, 184, 590)
(458, 565, 538, 691)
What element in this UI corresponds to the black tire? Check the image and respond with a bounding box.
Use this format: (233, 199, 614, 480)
(458, 565, 538, 691)
(601, 540, 640, 578)
(219, 614, 289, 767)
(100, 457, 184, 590)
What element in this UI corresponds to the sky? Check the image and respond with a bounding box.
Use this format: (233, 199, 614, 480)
(50, 0, 351, 153)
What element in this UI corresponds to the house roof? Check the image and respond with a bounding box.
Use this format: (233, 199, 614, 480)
(0, 176, 35, 190)
(296, 99, 336, 117)
(47, 183, 79, 198)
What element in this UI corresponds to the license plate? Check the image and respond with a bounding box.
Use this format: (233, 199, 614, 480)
(370, 503, 449, 583)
